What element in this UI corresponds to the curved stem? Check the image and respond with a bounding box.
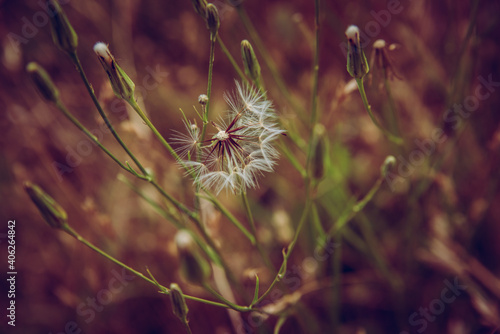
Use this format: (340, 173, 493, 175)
(69, 52, 149, 175)
(355, 78, 403, 145)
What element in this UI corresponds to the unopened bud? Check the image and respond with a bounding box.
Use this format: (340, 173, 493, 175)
(175, 230, 211, 285)
(93, 42, 135, 101)
(169, 283, 189, 322)
(241, 40, 261, 84)
(380, 155, 396, 177)
(345, 25, 369, 79)
(198, 94, 208, 106)
(206, 4, 220, 42)
(26, 62, 60, 104)
(24, 182, 68, 230)
(48, 0, 78, 55)
(190, 0, 207, 17)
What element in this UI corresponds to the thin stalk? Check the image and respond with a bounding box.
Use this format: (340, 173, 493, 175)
(68, 52, 148, 175)
(355, 78, 403, 145)
(202, 283, 251, 312)
(256, 192, 313, 304)
(53, 101, 146, 179)
(310, 0, 321, 126)
(201, 38, 216, 143)
(61, 225, 228, 308)
(330, 233, 342, 331)
(216, 36, 248, 84)
(200, 192, 256, 245)
(235, 6, 305, 118)
(242, 191, 274, 270)
(128, 99, 181, 162)
(382, 75, 401, 139)
(327, 174, 384, 236)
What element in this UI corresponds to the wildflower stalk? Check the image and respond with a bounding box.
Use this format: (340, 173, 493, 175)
(202, 283, 252, 313)
(199, 192, 256, 245)
(355, 78, 403, 145)
(60, 225, 231, 308)
(241, 191, 274, 270)
(67, 52, 150, 176)
(328, 156, 396, 236)
(217, 36, 247, 83)
(235, 6, 305, 118)
(256, 195, 313, 304)
(382, 76, 401, 139)
(310, 0, 321, 126)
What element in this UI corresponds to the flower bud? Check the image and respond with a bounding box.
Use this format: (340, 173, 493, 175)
(205, 4, 220, 42)
(169, 283, 189, 322)
(175, 230, 211, 285)
(241, 40, 261, 84)
(198, 94, 208, 106)
(26, 62, 60, 104)
(380, 155, 396, 177)
(93, 42, 135, 101)
(24, 182, 68, 230)
(345, 25, 369, 79)
(48, 0, 78, 55)
(190, 0, 207, 17)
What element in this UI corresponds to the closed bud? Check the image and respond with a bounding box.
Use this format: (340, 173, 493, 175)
(241, 40, 261, 84)
(198, 94, 208, 106)
(205, 4, 220, 42)
(26, 62, 60, 104)
(311, 124, 326, 180)
(169, 283, 189, 322)
(24, 182, 68, 230)
(93, 42, 135, 102)
(48, 0, 78, 55)
(380, 155, 396, 177)
(345, 25, 369, 79)
(175, 230, 211, 285)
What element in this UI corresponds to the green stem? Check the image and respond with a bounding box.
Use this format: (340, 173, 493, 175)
(355, 78, 403, 145)
(242, 191, 274, 270)
(236, 6, 305, 119)
(310, 0, 321, 126)
(202, 283, 251, 312)
(216, 36, 248, 84)
(200, 192, 256, 245)
(201, 38, 216, 143)
(256, 192, 312, 304)
(68, 52, 149, 175)
(327, 174, 384, 236)
(382, 75, 401, 139)
(62, 225, 227, 308)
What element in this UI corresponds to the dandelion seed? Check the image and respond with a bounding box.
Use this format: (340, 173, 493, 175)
(173, 81, 285, 194)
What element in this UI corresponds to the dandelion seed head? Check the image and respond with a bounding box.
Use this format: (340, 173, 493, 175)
(172, 81, 285, 194)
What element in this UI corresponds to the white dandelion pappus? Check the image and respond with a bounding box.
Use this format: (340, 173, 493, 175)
(172, 81, 285, 194)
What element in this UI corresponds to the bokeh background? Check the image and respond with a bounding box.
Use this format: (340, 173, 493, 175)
(1, 0, 500, 333)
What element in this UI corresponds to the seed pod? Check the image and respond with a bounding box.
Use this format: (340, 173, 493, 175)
(345, 25, 369, 79)
(206, 4, 220, 42)
(24, 182, 68, 230)
(93, 42, 136, 102)
(48, 0, 78, 55)
(169, 283, 189, 322)
(26, 62, 60, 104)
(241, 40, 261, 84)
(198, 94, 208, 106)
(371, 39, 402, 80)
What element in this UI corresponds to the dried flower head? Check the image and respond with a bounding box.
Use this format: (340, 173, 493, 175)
(172, 81, 285, 194)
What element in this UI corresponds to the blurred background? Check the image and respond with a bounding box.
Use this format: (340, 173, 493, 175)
(1, 0, 500, 333)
